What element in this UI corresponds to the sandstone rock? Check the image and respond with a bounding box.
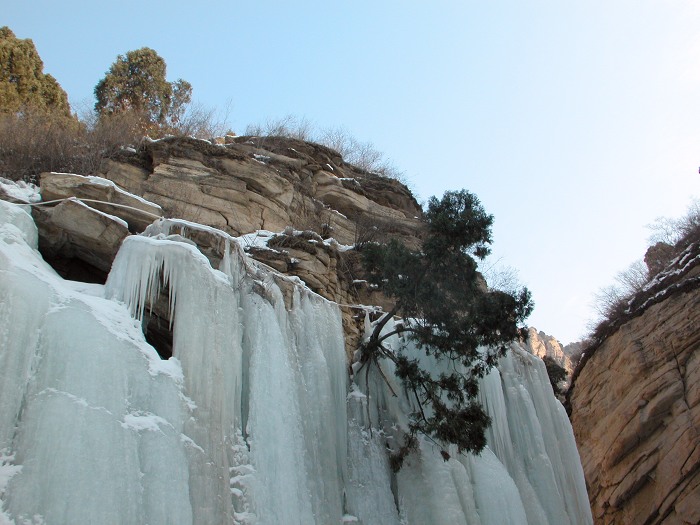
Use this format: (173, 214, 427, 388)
(569, 243, 700, 524)
(36, 198, 130, 274)
(95, 136, 423, 248)
(98, 158, 151, 196)
(40, 172, 162, 232)
(526, 327, 573, 374)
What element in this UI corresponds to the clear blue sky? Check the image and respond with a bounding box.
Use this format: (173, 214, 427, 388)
(6, 1, 700, 343)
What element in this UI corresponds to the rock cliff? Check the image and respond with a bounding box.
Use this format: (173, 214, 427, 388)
(16, 136, 423, 357)
(98, 136, 422, 249)
(526, 327, 573, 374)
(568, 241, 700, 524)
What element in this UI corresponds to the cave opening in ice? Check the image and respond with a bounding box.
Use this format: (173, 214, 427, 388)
(133, 267, 176, 360)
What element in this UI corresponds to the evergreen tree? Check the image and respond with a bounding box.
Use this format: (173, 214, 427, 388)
(542, 356, 568, 396)
(0, 27, 70, 115)
(94, 47, 192, 131)
(360, 189, 533, 469)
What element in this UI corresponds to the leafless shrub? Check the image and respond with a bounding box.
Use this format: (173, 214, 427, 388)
(614, 259, 648, 294)
(0, 105, 154, 182)
(590, 284, 627, 326)
(318, 127, 382, 171)
(175, 101, 233, 140)
(353, 214, 381, 249)
(317, 126, 405, 181)
(479, 256, 523, 295)
(244, 117, 409, 183)
(0, 109, 87, 182)
(316, 127, 355, 159)
(84, 111, 146, 154)
(589, 259, 649, 330)
(648, 199, 700, 248)
(642, 200, 700, 276)
(295, 203, 335, 238)
(647, 216, 679, 246)
(245, 115, 314, 141)
(1, 96, 235, 183)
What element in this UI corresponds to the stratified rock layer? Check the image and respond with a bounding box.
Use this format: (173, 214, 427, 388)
(98, 136, 423, 249)
(569, 244, 700, 524)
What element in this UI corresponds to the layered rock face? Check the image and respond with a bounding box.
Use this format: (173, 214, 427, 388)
(568, 243, 700, 524)
(98, 136, 422, 249)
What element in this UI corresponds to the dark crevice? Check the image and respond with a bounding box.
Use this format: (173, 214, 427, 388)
(41, 248, 174, 360)
(41, 252, 108, 284)
(140, 277, 175, 360)
(143, 310, 174, 360)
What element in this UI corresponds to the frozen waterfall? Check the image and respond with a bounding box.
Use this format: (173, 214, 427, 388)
(0, 199, 592, 524)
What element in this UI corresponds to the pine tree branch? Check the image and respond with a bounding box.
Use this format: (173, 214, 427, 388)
(368, 302, 401, 346)
(412, 387, 429, 424)
(365, 361, 372, 438)
(375, 326, 422, 346)
(374, 358, 398, 398)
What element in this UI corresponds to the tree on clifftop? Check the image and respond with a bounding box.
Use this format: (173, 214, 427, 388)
(94, 47, 192, 132)
(0, 26, 70, 115)
(359, 189, 533, 469)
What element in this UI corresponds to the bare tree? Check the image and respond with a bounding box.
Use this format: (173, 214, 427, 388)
(591, 259, 649, 323)
(243, 117, 409, 183)
(647, 199, 700, 246)
(479, 256, 523, 295)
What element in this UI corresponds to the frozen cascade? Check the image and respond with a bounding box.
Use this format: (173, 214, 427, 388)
(0, 203, 192, 525)
(0, 199, 592, 524)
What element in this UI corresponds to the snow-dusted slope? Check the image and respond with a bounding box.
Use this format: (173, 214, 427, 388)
(0, 199, 591, 525)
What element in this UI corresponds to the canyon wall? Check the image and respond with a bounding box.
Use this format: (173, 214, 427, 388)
(568, 242, 700, 524)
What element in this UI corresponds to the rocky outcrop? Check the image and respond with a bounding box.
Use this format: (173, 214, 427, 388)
(98, 136, 423, 249)
(40, 172, 163, 232)
(645, 242, 676, 277)
(564, 341, 584, 365)
(29, 136, 424, 358)
(526, 327, 573, 374)
(30, 173, 163, 281)
(568, 242, 700, 524)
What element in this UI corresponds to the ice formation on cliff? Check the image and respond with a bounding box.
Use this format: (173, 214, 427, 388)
(0, 198, 592, 524)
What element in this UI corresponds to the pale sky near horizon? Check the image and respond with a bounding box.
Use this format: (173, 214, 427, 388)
(5, 1, 700, 344)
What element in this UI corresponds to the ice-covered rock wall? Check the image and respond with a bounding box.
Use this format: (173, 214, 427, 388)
(346, 320, 592, 525)
(0, 199, 591, 525)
